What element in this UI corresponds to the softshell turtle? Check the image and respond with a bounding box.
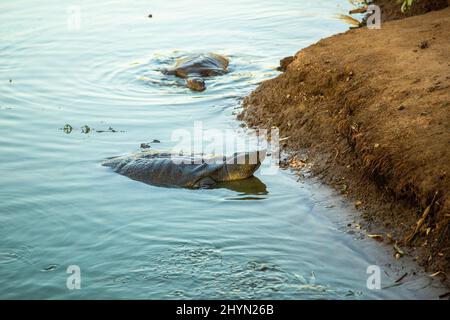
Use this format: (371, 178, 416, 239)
(102, 150, 265, 189)
(162, 53, 229, 91)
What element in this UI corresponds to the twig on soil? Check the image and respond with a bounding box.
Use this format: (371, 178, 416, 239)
(367, 234, 383, 241)
(405, 191, 439, 244)
(394, 243, 405, 256)
(334, 148, 340, 161)
(349, 6, 368, 15)
(430, 271, 446, 278)
(395, 272, 408, 283)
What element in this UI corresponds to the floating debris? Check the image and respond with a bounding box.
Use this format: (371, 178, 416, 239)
(81, 125, 91, 134)
(95, 126, 124, 133)
(63, 124, 73, 134)
(61, 124, 124, 134)
(42, 264, 59, 272)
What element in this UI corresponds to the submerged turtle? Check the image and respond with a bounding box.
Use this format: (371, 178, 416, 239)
(162, 53, 229, 91)
(102, 150, 265, 189)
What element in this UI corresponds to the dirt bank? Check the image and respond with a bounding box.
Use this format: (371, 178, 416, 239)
(375, 0, 448, 21)
(239, 8, 450, 282)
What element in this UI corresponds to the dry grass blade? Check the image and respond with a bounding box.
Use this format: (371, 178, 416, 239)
(405, 191, 439, 244)
(335, 14, 362, 27)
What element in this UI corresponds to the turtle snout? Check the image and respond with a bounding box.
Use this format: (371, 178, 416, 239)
(186, 78, 206, 92)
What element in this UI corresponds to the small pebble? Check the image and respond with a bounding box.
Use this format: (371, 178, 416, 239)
(419, 40, 429, 49)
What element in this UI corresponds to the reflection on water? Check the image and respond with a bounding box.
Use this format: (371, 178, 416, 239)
(0, 0, 446, 299)
(218, 176, 268, 200)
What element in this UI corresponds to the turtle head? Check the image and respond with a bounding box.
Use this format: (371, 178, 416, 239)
(186, 77, 206, 91)
(209, 150, 266, 182)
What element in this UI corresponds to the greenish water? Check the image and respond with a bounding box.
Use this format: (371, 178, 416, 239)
(0, 0, 445, 299)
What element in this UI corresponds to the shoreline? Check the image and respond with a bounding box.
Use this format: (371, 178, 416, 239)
(239, 7, 450, 286)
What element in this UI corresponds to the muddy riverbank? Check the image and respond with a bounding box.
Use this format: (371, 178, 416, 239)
(239, 6, 450, 285)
